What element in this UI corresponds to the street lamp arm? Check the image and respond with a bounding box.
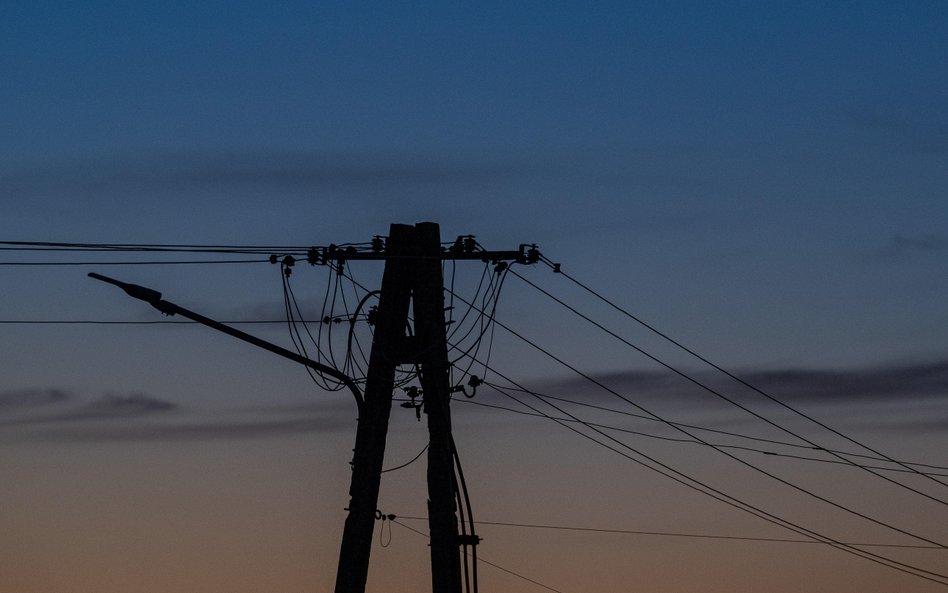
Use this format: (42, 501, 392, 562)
(88, 272, 364, 409)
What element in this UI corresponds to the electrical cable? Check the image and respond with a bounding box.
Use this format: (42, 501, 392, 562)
(535, 256, 948, 490)
(392, 515, 947, 549)
(0, 319, 325, 325)
(511, 267, 948, 503)
(390, 519, 568, 593)
(453, 436, 479, 593)
(448, 288, 948, 548)
(381, 444, 429, 474)
(493, 274, 948, 515)
(459, 360, 948, 585)
(495, 388, 948, 473)
(0, 259, 268, 265)
(282, 264, 346, 393)
(440, 396, 948, 477)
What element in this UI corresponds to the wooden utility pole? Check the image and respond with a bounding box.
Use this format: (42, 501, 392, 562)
(334, 223, 416, 593)
(89, 222, 539, 593)
(88, 222, 538, 593)
(414, 222, 462, 593)
(331, 222, 538, 593)
(334, 222, 462, 593)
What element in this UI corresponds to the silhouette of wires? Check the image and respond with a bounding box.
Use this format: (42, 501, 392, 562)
(530, 256, 948, 492)
(445, 290, 948, 586)
(393, 514, 947, 549)
(503, 267, 948, 509)
(390, 518, 568, 593)
(445, 260, 509, 388)
(455, 356, 948, 586)
(438, 394, 948, 478)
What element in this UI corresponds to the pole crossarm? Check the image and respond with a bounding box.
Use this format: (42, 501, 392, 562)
(299, 238, 540, 267)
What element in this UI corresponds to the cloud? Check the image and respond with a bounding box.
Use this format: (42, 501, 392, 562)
(876, 234, 948, 259)
(44, 415, 354, 443)
(0, 392, 178, 427)
(0, 151, 520, 198)
(846, 110, 948, 155)
(0, 389, 355, 442)
(536, 358, 948, 405)
(0, 388, 72, 410)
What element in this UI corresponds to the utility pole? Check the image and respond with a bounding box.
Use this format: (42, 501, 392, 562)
(334, 223, 416, 593)
(335, 222, 461, 593)
(414, 222, 462, 593)
(89, 221, 538, 593)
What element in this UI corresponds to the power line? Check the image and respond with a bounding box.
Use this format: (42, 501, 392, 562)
(393, 515, 946, 550)
(449, 286, 948, 549)
(507, 268, 948, 507)
(441, 300, 948, 585)
(480, 385, 948, 472)
(460, 359, 948, 586)
(0, 259, 268, 266)
(0, 319, 322, 325)
(534, 256, 948, 490)
(443, 396, 948, 478)
(0, 240, 321, 253)
(381, 444, 429, 474)
(390, 519, 569, 593)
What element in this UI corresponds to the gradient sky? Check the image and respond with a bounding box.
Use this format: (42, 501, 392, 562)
(2, 2, 947, 592)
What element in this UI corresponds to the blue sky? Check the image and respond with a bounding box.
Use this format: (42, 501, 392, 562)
(2, 2, 948, 592)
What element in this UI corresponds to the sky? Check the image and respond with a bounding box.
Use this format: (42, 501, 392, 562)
(2, 2, 947, 592)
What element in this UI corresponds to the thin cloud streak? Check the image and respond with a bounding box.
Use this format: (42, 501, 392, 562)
(0, 151, 521, 197)
(0, 393, 177, 427)
(40, 415, 353, 443)
(0, 389, 355, 442)
(876, 234, 948, 260)
(537, 358, 948, 404)
(0, 388, 72, 409)
(846, 109, 948, 155)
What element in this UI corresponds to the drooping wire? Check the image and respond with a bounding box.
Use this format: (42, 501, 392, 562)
(453, 436, 479, 593)
(454, 358, 948, 586)
(456, 385, 948, 473)
(535, 255, 948, 490)
(381, 443, 429, 474)
(390, 519, 567, 593)
(0, 319, 327, 325)
(392, 515, 947, 549)
(448, 263, 509, 386)
(0, 258, 268, 266)
(446, 288, 948, 550)
(281, 262, 348, 393)
(509, 267, 948, 501)
(434, 394, 948, 477)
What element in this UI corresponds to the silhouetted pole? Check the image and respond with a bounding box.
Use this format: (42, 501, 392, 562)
(334, 222, 463, 593)
(88, 224, 539, 593)
(413, 222, 463, 593)
(335, 224, 415, 593)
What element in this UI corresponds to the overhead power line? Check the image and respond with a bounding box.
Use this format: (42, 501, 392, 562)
(442, 396, 948, 477)
(460, 355, 948, 586)
(449, 286, 948, 548)
(533, 255, 948, 490)
(394, 515, 947, 549)
(472, 385, 948, 473)
(0, 259, 268, 266)
(445, 290, 948, 586)
(0, 319, 324, 325)
(507, 267, 948, 507)
(390, 518, 569, 593)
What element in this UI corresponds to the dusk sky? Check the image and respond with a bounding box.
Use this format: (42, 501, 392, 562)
(2, 2, 947, 592)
